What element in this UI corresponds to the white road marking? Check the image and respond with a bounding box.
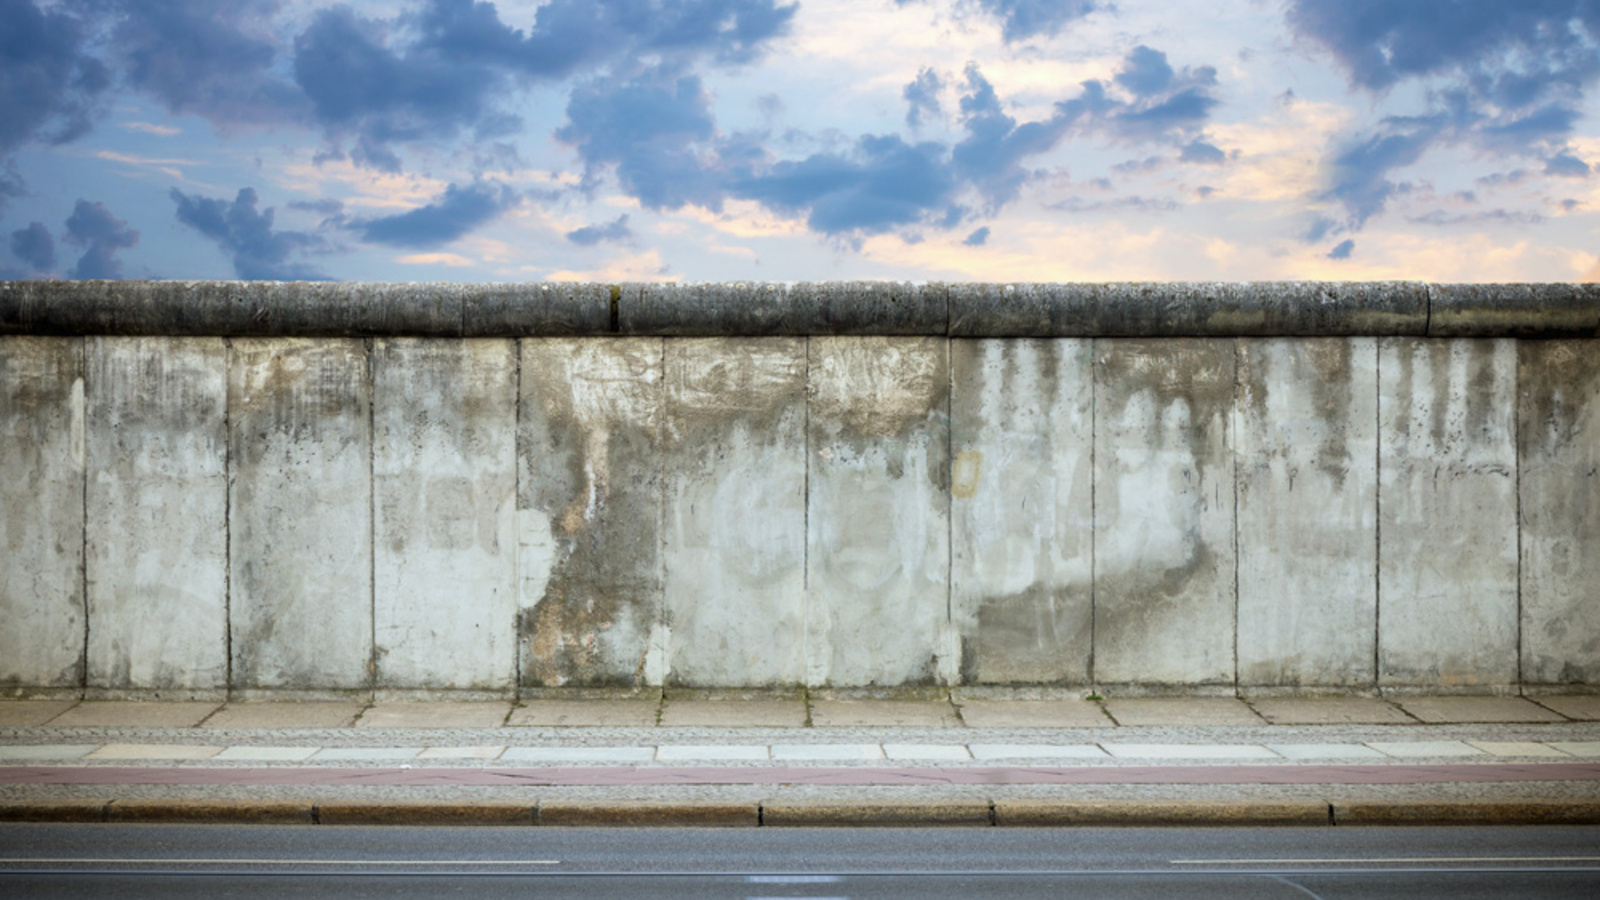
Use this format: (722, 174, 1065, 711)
(746, 875, 842, 883)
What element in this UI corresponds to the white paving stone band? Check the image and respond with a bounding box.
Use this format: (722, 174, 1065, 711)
(5, 739, 1600, 765)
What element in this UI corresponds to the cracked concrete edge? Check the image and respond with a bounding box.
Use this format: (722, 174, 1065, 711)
(4, 798, 1599, 826)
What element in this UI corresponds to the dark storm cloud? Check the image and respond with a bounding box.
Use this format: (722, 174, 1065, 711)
(566, 214, 633, 246)
(9, 222, 55, 271)
(89, 0, 303, 126)
(63, 199, 138, 279)
(172, 187, 332, 280)
(904, 68, 942, 128)
(355, 181, 518, 247)
(0, 0, 109, 198)
(1288, 1, 1600, 231)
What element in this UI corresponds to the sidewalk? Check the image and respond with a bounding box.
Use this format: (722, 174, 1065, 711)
(3, 693, 1599, 826)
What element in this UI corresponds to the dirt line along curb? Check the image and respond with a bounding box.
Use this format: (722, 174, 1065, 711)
(538, 802, 758, 827)
(1331, 800, 1600, 826)
(107, 799, 314, 825)
(994, 801, 1330, 827)
(760, 802, 994, 827)
(5, 799, 1600, 826)
(315, 802, 535, 826)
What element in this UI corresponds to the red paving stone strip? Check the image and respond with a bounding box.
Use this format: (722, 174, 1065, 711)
(3, 763, 1599, 787)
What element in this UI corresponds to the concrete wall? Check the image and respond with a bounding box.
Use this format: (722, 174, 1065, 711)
(4, 281, 1600, 696)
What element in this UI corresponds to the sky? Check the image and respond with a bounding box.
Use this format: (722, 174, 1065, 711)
(4, 0, 1600, 283)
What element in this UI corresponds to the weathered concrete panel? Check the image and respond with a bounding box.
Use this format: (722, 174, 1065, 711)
(1377, 338, 1518, 687)
(372, 339, 517, 691)
(0, 337, 85, 691)
(1519, 341, 1600, 685)
(228, 339, 371, 691)
(1235, 338, 1378, 687)
(519, 338, 664, 687)
(950, 339, 1093, 685)
(1094, 339, 1236, 687)
(806, 337, 950, 687)
(85, 337, 227, 693)
(661, 338, 806, 686)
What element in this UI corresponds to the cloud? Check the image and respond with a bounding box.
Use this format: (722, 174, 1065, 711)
(1327, 239, 1354, 260)
(63, 200, 139, 279)
(1288, 1, 1600, 230)
(354, 180, 518, 247)
(566, 214, 633, 246)
(896, 0, 1098, 43)
(9, 221, 55, 271)
(953, 64, 1075, 208)
(95, 0, 302, 127)
(732, 133, 959, 235)
(963, 225, 990, 246)
(171, 187, 332, 280)
(557, 67, 722, 211)
(1179, 139, 1227, 164)
(289, 0, 797, 170)
(1546, 151, 1591, 177)
(0, 0, 109, 174)
(904, 67, 942, 128)
(1114, 45, 1175, 97)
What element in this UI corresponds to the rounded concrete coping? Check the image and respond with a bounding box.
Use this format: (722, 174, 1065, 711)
(3, 280, 1598, 337)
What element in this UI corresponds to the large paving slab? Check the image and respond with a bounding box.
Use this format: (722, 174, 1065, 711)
(954, 700, 1109, 728)
(806, 337, 950, 687)
(1392, 696, 1568, 723)
(507, 700, 660, 728)
(45, 701, 220, 728)
(662, 338, 806, 687)
(198, 702, 367, 729)
(0, 337, 84, 690)
(227, 339, 372, 691)
(519, 338, 664, 688)
(355, 701, 511, 729)
(1377, 338, 1519, 687)
(0, 700, 79, 727)
(85, 337, 228, 693)
(1248, 697, 1413, 725)
(1518, 341, 1600, 686)
(1235, 338, 1378, 688)
(1093, 339, 1236, 687)
(373, 339, 518, 691)
(1103, 698, 1264, 726)
(809, 700, 963, 728)
(1532, 695, 1600, 721)
(659, 700, 807, 728)
(950, 339, 1093, 685)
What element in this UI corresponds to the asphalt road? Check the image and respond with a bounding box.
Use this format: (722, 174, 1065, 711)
(2, 824, 1598, 898)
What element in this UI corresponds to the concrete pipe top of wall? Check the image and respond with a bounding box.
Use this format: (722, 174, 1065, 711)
(3, 280, 1599, 338)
